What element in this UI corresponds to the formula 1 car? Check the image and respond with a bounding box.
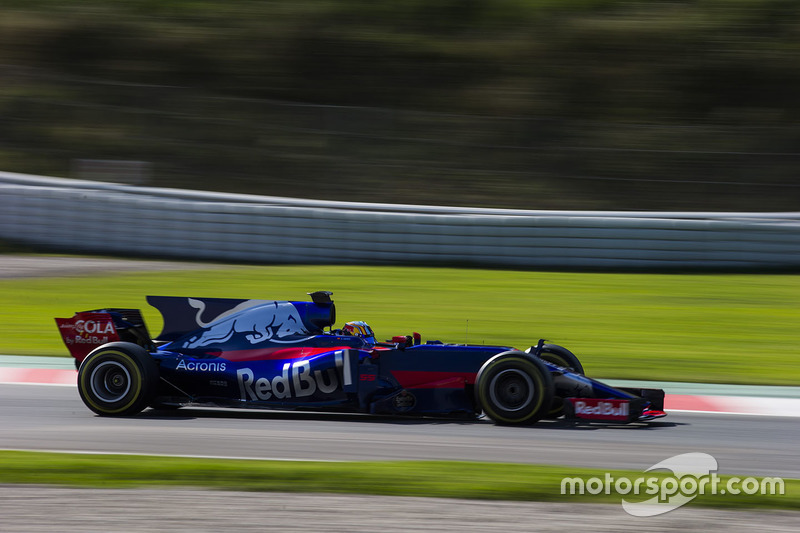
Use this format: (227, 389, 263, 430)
(55, 292, 666, 425)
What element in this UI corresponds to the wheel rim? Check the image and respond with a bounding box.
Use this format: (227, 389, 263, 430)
(489, 369, 535, 412)
(89, 361, 132, 403)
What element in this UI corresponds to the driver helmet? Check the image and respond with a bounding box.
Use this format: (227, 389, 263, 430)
(343, 321, 376, 345)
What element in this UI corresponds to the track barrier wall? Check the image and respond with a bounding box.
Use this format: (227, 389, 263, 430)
(2, 171, 799, 269)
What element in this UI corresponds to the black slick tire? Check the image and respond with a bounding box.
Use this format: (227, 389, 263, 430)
(535, 344, 584, 419)
(77, 342, 158, 416)
(475, 350, 554, 426)
(536, 344, 584, 375)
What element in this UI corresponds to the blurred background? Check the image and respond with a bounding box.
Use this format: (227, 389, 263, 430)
(2, 0, 799, 211)
(1, 6, 798, 527)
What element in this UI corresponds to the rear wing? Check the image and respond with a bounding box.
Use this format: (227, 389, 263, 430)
(55, 308, 154, 362)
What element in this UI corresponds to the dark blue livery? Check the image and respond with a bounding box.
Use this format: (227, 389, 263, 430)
(56, 292, 666, 425)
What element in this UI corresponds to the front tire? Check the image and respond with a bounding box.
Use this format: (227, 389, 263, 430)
(536, 344, 584, 375)
(77, 342, 158, 416)
(475, 351, 554, 426)
(534, 344, 584, 419)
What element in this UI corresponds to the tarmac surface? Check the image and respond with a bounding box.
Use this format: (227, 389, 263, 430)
(2, 383, 798, 478)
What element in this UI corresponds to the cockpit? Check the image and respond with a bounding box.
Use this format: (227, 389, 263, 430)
(341, 320, 376, 345)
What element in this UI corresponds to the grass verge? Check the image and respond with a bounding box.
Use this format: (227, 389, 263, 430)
(0, 451, 795, 510)
(1, 260, 799, 384)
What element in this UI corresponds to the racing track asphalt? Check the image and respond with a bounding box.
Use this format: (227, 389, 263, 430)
(1, 383, 797, 479)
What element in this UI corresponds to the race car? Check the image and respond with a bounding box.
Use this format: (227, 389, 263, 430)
(55, 292, 666, 425)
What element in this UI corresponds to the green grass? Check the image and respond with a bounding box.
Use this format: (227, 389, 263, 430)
(2, 262, 800, 384)
(0, 451, 795, 510)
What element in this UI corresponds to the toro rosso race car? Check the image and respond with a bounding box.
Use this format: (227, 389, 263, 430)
(55, 292, 666, 425)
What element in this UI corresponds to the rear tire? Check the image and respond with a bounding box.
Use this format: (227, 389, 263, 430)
(77, 342, 158, 416)
(475, 351, 554, 426)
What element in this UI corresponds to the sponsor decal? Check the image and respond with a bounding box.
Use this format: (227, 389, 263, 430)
(57, 319, 115, 335)
(183, 301, 310, 349)
(392, 390, 416, 412)
(56, 314, 118, 350)
(176, 359, 227, 372)
(237, 352, 345, 401)
(570, 398, 630, 420)
(65, 335, 111, 346)
(75, 319, 115, 336)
